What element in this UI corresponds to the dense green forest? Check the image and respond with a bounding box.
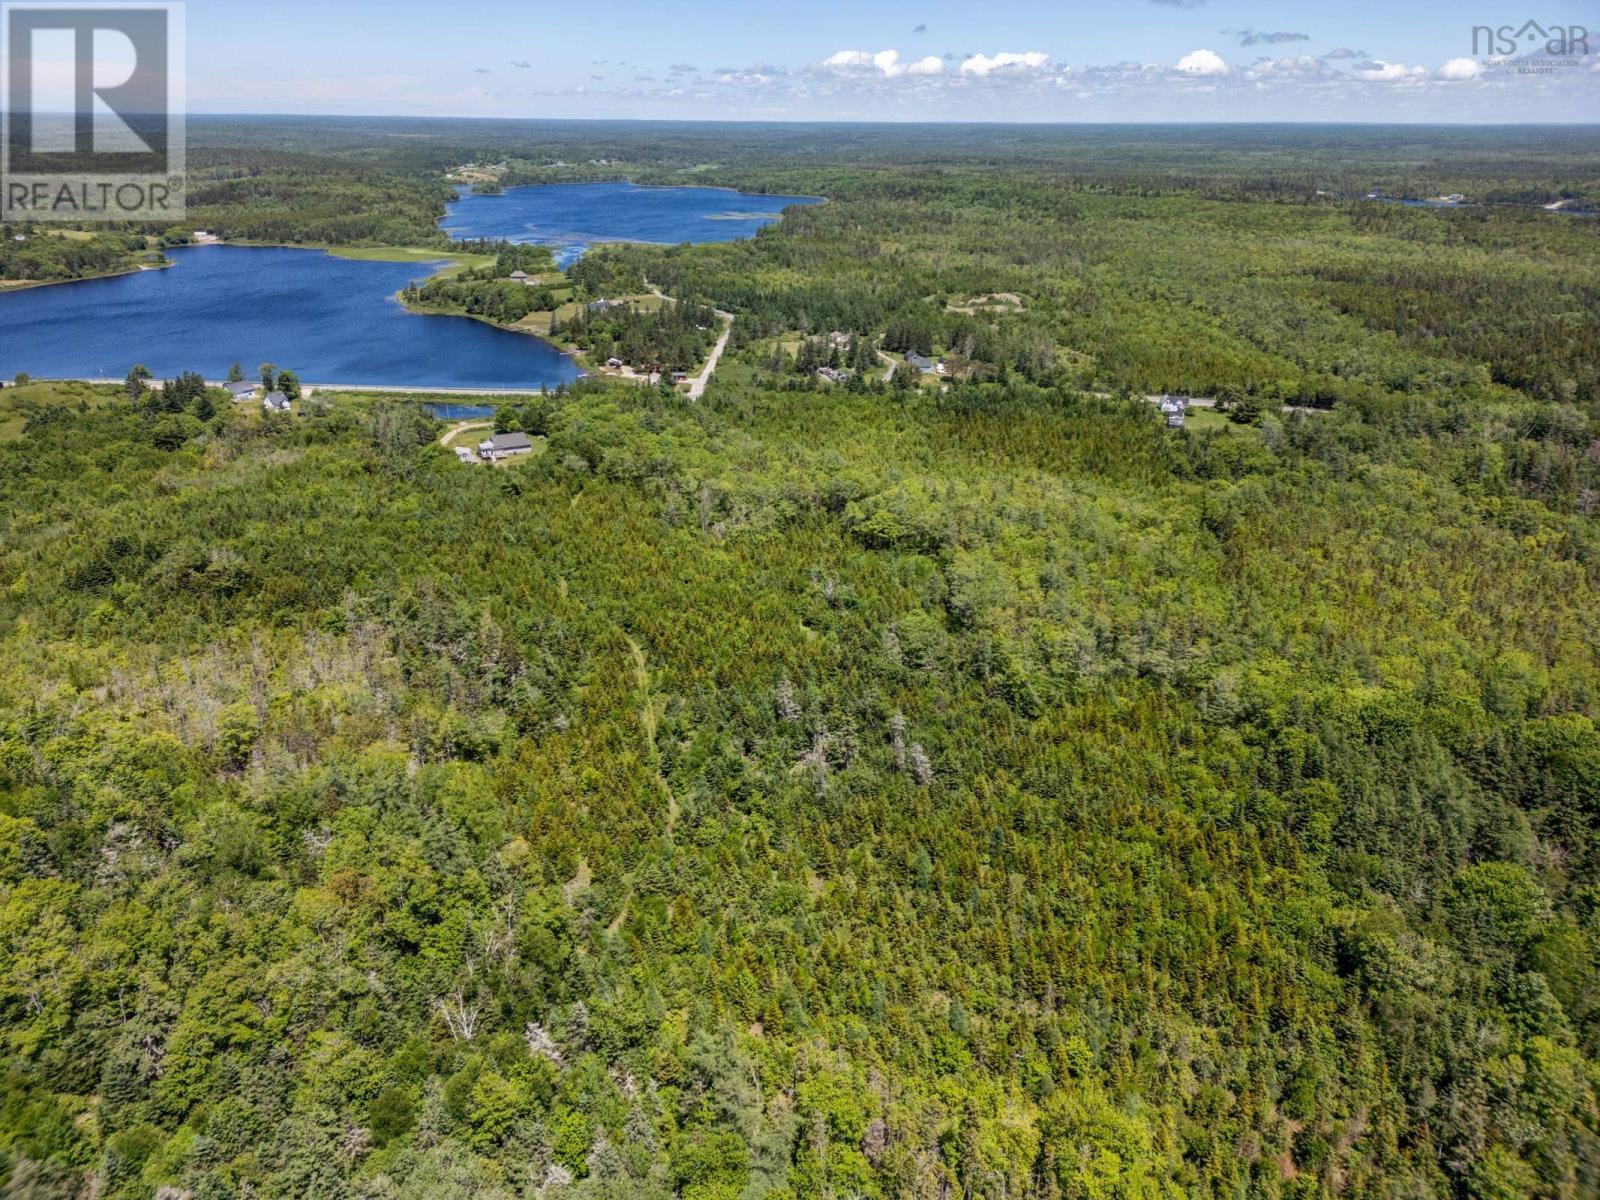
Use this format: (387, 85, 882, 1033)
(3, 121, 1600, 1200)
(551, 298, 722, 374)
(0, 227, 171, 286)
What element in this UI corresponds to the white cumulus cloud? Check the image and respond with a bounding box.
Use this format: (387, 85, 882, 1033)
(1354, 60, 1427, 81)
(1436, 57, 1483, 80)
(1245, 55, 1335, 79)
(822, 49, 944, 77)
(822, 49, 876, 70)
(1175, 49, 1230, 76)
(959, 51, 1049, 76)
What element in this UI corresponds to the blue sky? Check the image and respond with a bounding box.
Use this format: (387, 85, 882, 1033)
(186, 0, 1600, 121)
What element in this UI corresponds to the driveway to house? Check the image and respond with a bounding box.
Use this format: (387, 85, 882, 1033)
(644, 280, 733, 401)
(686, 311, 733, 400)
(438, 420, 492, 447)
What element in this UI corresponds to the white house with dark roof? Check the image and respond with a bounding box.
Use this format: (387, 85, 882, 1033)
(478, 431, 534, 461)
(226, 380, 258, 402)
(262, 391, 291, 414)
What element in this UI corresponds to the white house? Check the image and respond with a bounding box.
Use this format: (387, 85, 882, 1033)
(225, 380, 257, 402)
(263, 391, 291, 414)
(478, 431, 534, 461)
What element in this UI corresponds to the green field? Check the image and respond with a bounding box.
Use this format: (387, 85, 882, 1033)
(328, 245, 497, 275)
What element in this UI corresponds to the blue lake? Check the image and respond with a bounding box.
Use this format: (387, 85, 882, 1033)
(444, 181, 820, 266)
(0, 246, 581, 390)
(0, 182, 820, 388)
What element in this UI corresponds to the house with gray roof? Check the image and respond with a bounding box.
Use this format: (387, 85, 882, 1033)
(477, 431, 535, 461)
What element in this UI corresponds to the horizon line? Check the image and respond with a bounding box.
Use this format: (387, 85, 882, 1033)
(178, 112, 1600, 129)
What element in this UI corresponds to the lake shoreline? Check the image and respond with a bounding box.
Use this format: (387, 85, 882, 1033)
(472, 176, 824, 203)
(0, 240, 473, 295)
(396, 293, 580, 358)
(40, 376, 564, 397)
(3, 182, 820, 387)
(0, 258, 173, 293)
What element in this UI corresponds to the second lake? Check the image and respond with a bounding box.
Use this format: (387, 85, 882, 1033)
(443, 181, 820, 266)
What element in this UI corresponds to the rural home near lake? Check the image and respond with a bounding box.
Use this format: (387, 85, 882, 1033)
(478, 431, 535, 461)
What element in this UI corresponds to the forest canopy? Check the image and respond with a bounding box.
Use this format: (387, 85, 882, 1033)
(2, 120, 1600, 1200)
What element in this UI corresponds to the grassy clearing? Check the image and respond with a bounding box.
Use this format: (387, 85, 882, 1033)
(515, 301, 581, 335)
(0, 380, 122, 440)
(515, 291, 659, 335)
(946, 291, 1026, 314)
(327, 245, 495, 278)
(1180, 406, 1235, 433)
(438, 421, 493, 449)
